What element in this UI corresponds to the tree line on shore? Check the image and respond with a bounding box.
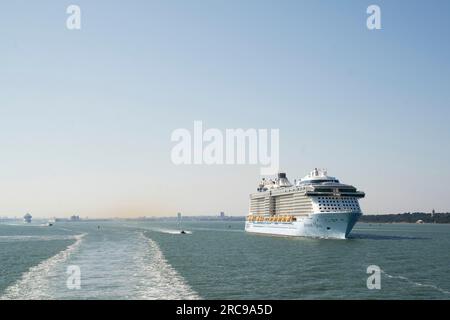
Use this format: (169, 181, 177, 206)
(360, 212, 450, 223)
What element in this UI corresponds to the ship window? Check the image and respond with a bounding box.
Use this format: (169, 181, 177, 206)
(316, 188, 333, 193)
(309, 179, 339, 184)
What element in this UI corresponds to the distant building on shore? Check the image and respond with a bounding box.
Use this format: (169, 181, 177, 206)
(70, 215, 80, 221)
(220, 211, 225, 219)
(23, 213, 32, 223)
(177, 212, 182, 220)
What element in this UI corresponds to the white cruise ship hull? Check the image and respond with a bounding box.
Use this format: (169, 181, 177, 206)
(245, 212, 361, 239)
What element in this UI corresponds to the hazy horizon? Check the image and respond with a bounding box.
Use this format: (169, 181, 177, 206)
(1, 210, 447, 220)
(1, 1, 450, 218)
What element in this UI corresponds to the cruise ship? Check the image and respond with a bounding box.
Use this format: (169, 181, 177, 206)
(245, 169, 365, 239)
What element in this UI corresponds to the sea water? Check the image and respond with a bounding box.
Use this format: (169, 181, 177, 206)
(0, 220, 448, 299)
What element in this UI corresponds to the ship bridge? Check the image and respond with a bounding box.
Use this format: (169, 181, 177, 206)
(297, 168, 339, 185)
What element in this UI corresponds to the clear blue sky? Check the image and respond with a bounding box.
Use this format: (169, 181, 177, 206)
(1, 0, 449, 217)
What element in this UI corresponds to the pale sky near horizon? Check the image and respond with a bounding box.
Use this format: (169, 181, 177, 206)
(1, 0, 450, 218)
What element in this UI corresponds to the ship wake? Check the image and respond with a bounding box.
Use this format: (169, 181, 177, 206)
(382, 270, 450, 296)
(134, 233, 199, 299)
(0, 234, 86, 300)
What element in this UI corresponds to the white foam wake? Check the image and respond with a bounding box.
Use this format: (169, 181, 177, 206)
(0, 235, 82, 242)
(382, 270, 450, 295)
(133, 233, 200, 299)
(0, 234, 86, 300)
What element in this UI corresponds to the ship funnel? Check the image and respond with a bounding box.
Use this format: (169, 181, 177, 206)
(277, 172, 292, 187)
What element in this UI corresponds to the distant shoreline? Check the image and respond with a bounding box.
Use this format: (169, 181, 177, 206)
(359, 212, 450, 224)
(2, 212, 449, 224)
(358, 221, 449, 224)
